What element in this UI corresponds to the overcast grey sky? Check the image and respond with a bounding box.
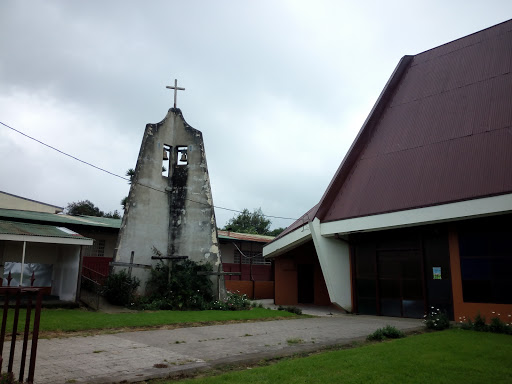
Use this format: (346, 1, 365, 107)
(1, 1, 511, 229)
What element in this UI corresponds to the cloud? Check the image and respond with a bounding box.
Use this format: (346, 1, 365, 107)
(1, 0, 511, 229)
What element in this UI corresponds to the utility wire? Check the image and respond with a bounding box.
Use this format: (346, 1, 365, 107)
(1, 120, 298, 222)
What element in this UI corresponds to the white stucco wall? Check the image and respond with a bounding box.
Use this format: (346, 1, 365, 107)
(0, 192, 63, 213)
(0, 240, 80, 301)
(309, 218, 352, 311)
(52, 245, 80, 301)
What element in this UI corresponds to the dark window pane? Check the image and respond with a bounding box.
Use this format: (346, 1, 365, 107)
(460, 259, 491, 280)
(356, 279, 376, 298)
(462, 280, 492, 303)
(356, 252, 375, 277)
(427, 280, 452, 302)
(379, 279, 400, 298)
(378, 260, 400, 278)
(403, 300, 424, 318)
(358, 299, 377, 315)
(380, 299, 401, 317)
(403, 279, 423, 299)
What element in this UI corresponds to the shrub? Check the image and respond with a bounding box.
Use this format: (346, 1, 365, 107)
(102, 270, 140, 306)
(367, 325, 405, 341)
(473, 313, 488, 332)
(489, 317, 509, 334)
(277, 305, 303, 315)
(209, 291, 251, 311)
(424, 307, 450, 330)
(142, 259, 214, 310)
(367, 328, 385, 341)
(458, 312, 512, 335)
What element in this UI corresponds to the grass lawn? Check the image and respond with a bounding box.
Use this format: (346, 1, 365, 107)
(1, 307, 300, 335)
(172, 329, 512, 384)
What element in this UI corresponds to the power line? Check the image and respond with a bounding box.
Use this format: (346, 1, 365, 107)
(0, 120, 298, 222)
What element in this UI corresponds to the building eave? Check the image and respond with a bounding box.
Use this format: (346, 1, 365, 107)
(321, 193, 512, 236)
(263, 224, 312, 259)
(0, 233, 94, 246)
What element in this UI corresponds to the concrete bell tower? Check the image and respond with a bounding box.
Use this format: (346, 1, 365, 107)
(114, 82, 224, 297)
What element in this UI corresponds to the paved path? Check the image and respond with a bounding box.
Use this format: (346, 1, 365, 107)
(7, 315, 422, 384)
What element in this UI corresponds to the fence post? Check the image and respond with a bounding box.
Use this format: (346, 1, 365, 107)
(27, 289, 43, 384)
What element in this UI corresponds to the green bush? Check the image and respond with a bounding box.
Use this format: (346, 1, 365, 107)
(473, 313, 488, 332)
(102, 270, 140, 306)
(424, 307, 450, 330)
(209, 291, 252, 311)
(489, 317, 510, 334)
(367, 325, 405, 341)
(141, 259, 214, 310)
(459, 313, 512, 335)
(277, 305, 303, 315)
(456, 311, 512, 335)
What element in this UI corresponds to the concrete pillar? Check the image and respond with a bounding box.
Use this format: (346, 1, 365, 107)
(309, 218, 352, 311)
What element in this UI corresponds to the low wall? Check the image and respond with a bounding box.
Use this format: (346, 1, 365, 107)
(225, 280, 274, 300)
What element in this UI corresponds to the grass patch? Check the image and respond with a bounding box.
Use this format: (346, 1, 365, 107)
(170, 329, 511, 383)
(0, 307, 303, 337)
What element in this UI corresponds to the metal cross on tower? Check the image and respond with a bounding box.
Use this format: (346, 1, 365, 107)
(166, 79, 185, 108)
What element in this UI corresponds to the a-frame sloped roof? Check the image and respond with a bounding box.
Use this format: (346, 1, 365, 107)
(317, 19, 512, 223)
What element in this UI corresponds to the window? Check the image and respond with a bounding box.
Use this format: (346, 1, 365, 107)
(177, 146, 188, 166)
(162, 144, 171, 177)
(459, 229, 512, 304)
(82, 239, 106, 257)
(233, 250, 270, 265)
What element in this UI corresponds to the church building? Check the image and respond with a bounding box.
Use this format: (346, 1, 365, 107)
(264, 20, 512, 321)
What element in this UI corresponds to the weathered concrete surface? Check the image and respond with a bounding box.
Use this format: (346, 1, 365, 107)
(7, 315, 422, 384)
(114, 108, 223, 295)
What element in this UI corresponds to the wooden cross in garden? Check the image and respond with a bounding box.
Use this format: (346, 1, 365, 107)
(198, 269, 241, 300)
(166, 79, 185, 108)
(151, 254, 189, 284)
(110, 251, 151, 276)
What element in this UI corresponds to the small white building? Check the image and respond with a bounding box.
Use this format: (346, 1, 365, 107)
(0, 220, 93, 301)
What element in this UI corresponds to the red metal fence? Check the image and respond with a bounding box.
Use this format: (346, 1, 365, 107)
(0, 286, 43, 384)
(82, 257, 112, 281)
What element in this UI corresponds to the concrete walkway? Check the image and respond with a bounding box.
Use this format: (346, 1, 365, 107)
(7, 314, 422, 384)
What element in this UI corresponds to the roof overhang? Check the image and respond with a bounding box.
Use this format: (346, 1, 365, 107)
(321, 193, 512, 236)
(263, 224, 312, 259)
(0, 234, 93, 246)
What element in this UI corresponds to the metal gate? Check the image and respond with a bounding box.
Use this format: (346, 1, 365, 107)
(0, 285, 43, 384)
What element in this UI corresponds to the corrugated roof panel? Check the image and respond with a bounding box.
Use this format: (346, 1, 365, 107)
(320, 20, 512, 223)
(0, 220, 91, 240)
(489, 73, 512, 130)
(0, 208, 121, 229)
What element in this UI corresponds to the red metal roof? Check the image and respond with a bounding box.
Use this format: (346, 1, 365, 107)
(319, 19, 512, 222)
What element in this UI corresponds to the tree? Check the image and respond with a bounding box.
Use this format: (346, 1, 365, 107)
(223, 208, 272, 235)
(65, 200, 121, 219)
(126, 168, 135, 184)
(104, 210, 122, 219)
(267, 227, 286, 237)
(66, 200, 104, 217)
(121, 196, 129, 211)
